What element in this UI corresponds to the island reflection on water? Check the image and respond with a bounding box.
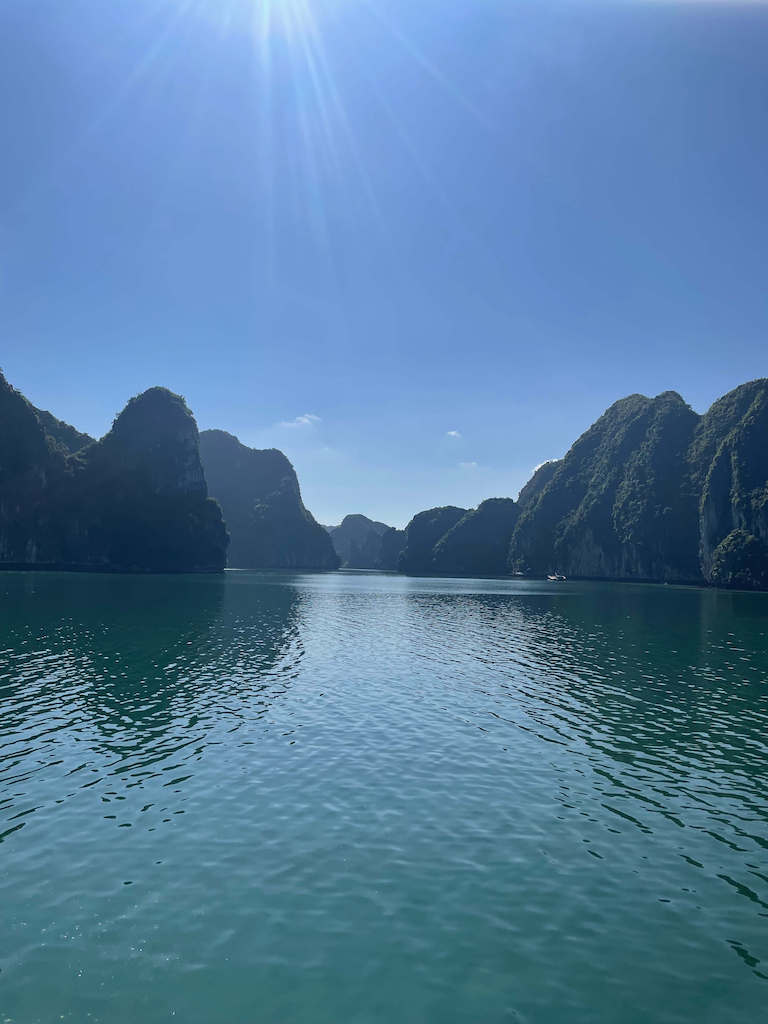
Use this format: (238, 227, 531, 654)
(1, 571, 766, 1024)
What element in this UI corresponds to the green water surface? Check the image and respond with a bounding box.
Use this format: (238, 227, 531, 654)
(1, 571, 766, 1023)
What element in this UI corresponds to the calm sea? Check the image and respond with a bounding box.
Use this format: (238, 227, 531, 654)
(1, 570, 766, 1023)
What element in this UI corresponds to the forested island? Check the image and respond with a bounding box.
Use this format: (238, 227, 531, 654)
(0, 372, 332, 572)
(1, 371, 767, 588)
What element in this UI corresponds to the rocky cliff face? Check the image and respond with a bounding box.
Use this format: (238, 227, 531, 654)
(72, 389, 228, 571)
(378, 527, 406, 570)
(694, 381, 768, 588)
(398, 506, 468, 574)
(328, 514, 389, 568)
(0, 373, 68, 564)
(508, 392, 700, 580)
(516, 460, 561, 510)
(432, 498, 519, 575)
(0, 373, 227, 572)
(199, 429, 339, 570)
(508, 380, 768, 588)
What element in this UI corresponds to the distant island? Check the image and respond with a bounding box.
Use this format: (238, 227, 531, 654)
(199, 429, 338, 571)
(1, 371, 766, 588)
(325, 515, 404, 571)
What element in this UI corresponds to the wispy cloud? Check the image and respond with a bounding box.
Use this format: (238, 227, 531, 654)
(279, 413, 322, 428)
(446, 429, 462, 439)
(458, 461, 479, 471)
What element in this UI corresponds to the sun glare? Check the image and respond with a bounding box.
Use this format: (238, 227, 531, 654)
(182, 0, 326, 41)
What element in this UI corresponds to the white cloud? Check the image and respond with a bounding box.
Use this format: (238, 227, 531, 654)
(446, 429, 462, 439)
(458, 461, 479, 471)
(279, 413, 321, 428)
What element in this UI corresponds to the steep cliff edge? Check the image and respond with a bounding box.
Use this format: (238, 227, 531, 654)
(0, 373, 227, 572)
(508, 381, 768, 588)
(73, 389, 228, 571)
(694, 380, 768, 588)
(508, 392, 700, 580)
(199, 429, 339, 570)
(0, 372, 69, 564)
(516, 460, 561, 510)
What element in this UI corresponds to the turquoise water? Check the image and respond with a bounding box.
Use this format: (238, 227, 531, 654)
(1, 571, 767, 1023)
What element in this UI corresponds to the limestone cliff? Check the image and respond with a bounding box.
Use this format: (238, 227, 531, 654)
(398, 506, 468, 575)
(328, 514, 392, 568)
(694, 380, 768, 588)
(378, 527, 406, 570)
(0, 373, 227, 572)
(508, 392, 700, 580)
(508, 380, 768, 588)
(34, 407, 94, 454)
(199, 429, 339, 570)
(72, 389, 227, 571)
(432, 498, 519, 575)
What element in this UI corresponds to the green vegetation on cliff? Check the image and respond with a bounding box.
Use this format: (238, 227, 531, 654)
(398, 506, 467, 575)
(378, 527, 406, 570)
(516, 460, 560, 510)
(509, 391, 700, 580)
(0, 373, 227, 572)
(34, 407, 94, 455)
(199, 429, 339, 570)
(432, 498, 519, 575)
(4, 370, 767, 587)
(0, 372, 69, 564)
(508, 380, 768, 587)
(709, 529, 768, 590)
(328, 514, 390, 568)
(75, 389, 228, 572)
(695, 381, 768, 586)
(392, 380, 768, 588)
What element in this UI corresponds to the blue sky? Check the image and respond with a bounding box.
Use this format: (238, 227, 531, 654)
(2, 0, 767, 527)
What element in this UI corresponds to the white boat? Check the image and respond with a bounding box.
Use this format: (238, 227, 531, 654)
(546, 573, 567, 582)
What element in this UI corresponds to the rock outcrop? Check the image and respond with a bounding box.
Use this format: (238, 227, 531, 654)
(0, 373, 228, 572)
(516, 460, 561, 510)
(199, 429, 339, 570)
(431, 498, 519, 575)
(508, 391, 700, 580)
(34, 407, 94, 455)
(377, 526, 406, 570)
(328, 514, 390, 568)
(0, 372, 69, 565)
(508, 380, 768, 588)
(397, 506, 468, 575)
(693, 380, 768, 588)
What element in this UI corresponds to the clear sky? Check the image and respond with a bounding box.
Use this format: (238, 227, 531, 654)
(1, 0, 767, 527)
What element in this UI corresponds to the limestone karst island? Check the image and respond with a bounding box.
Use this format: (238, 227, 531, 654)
(3, 370, 767, 589)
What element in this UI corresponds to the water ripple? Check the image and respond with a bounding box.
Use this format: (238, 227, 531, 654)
(0, 571, 766, 1023)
